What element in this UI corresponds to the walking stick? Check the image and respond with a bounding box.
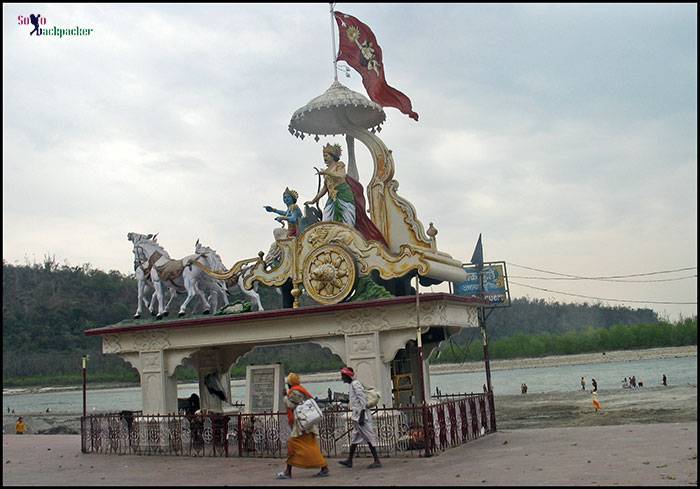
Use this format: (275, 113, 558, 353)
(333, 408, 378, 442)
(334, 426, 353, 442)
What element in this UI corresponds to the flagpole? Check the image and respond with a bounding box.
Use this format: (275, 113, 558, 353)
(329, 3, 338, 82)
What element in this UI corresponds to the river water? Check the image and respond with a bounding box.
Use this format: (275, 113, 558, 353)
(3, 356, 696, 415)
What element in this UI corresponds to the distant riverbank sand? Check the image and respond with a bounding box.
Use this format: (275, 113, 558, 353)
(430, 345, 697, 375)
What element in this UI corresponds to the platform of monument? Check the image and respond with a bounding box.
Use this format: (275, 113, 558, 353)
(85, 293, 485, 416)
(80, 391, 496, 458)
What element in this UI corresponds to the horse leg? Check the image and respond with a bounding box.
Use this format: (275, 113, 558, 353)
(151, 270, 166, 319)
(163, 285, 177, 316)
(142, 284, 152, 309)
(209, 286, 219, 313)
(239, 275, 263, 311)
(216, 280, 229, 309)
(148, 288, 158, 316)
(135, 274, 146, 319)
(253, 282, 263, 311)
(178, 273, 197, 317)
(193, 280, 211, 315)
(218, 281, 230, 308)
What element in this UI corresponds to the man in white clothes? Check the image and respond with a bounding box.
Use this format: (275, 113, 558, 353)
(338, 366, 382, 469)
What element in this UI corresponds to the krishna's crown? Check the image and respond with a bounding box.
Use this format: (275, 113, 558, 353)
(323, 143, 342, 159)
(284, 187, 299, 201)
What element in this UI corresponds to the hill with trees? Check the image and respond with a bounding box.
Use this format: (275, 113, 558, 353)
(3, 257, 693, 386)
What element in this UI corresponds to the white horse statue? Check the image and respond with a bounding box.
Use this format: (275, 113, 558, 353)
(194, 240, 264, 312)
(193, 240, 229, 313)
(130, 233, 179, 318)
(128, 232, 212, 319)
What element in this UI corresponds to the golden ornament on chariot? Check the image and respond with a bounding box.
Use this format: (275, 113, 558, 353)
(302, 244, 357, 304)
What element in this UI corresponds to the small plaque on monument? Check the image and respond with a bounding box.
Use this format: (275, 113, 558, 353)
(245, 364, 284, 413)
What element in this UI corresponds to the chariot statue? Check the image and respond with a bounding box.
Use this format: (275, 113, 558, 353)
(196, 80, 468, 308)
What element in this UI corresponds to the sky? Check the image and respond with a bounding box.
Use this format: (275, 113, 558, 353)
(3, 3, 697, 320)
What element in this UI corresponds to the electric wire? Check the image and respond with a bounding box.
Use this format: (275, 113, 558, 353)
(510, 281, 697, 305)
(509, 274, 697, 283)
(507, 263, 696, 280)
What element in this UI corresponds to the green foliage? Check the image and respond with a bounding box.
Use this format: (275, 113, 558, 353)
(479, 297, 659, 340)
(432, 318, 697, 363)
(3, 258, 692, 387)
(350, 276, 393, 302)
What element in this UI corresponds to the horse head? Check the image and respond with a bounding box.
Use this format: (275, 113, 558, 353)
(195, 240, 216, 256)
(128, 232, 156, 244)
(128, 232, 169, 261)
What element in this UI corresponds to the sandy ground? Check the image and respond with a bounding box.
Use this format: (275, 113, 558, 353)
(2, 346, 696, 486)
(496, 384, 697, 430)
(2, 422, 696, 486)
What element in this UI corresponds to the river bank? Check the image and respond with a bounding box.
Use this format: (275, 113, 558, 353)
(4, 383, 695, 436)
(431, 344, 697, 375)
(4, 345, 694, 395)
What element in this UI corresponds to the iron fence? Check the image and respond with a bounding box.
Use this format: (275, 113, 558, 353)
(81, 391, 495, 458)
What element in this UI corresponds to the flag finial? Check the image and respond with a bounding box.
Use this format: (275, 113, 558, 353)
(471, 233, 483, 268)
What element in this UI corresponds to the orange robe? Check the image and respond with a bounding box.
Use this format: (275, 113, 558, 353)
(285, 385, 327, 469)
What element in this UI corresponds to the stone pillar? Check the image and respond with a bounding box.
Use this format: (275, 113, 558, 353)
(139, 350, 178, 415)
(198, 368, 231, 412)
(185, 345, 255, 413)
(344, 332, 392, 407)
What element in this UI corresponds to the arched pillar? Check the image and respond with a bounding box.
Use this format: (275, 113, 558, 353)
(308, 337, 347, 364)
(344, 332, 392, 407)
(117, 349, 197, 415)
(187, 345, 255, 412)
(379, 330, 435, 406)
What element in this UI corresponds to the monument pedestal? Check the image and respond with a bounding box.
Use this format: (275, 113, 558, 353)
(87, 294, 484, 414)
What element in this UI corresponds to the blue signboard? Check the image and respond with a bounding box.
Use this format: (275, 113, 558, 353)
(453, 261, 510, 307)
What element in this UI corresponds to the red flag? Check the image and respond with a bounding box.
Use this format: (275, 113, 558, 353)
(334, 11, 419, 121)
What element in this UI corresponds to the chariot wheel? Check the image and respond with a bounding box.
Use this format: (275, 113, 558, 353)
(302, 244, 357, 305)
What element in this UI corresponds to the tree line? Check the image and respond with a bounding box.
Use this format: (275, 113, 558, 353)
(433, 318, 697, 363)
(3, 257, 691, 387)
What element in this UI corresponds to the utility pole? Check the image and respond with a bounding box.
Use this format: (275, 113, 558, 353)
(81, 354, 88, 453)
(82, 354, 88, 418)
(415, 275, 431, 457)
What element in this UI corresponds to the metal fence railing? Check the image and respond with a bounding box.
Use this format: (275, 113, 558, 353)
(81, 391, 495, 458)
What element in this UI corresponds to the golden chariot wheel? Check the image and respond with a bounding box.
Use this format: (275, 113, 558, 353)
(302, 244, 357, 305)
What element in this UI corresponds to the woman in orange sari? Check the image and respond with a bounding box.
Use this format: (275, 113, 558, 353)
(276, 373, 329, 479)
(592, 391, 602, 413)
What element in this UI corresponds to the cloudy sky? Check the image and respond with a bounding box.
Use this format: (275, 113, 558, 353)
(3, 3, 697, 319)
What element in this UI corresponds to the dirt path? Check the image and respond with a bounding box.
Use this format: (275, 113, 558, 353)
(3, 422, 696, 486)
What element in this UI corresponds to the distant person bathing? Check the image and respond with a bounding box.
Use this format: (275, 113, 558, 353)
(15, 417, 26, 434)
(592, 392, 602, 414)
